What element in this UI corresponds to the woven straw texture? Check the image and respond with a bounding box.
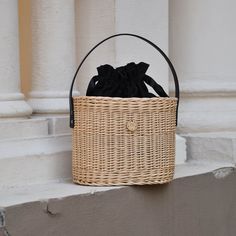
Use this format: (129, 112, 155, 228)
(72, 96, 177, 186)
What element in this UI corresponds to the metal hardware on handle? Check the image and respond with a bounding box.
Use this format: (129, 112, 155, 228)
(69, 33, 180, 128)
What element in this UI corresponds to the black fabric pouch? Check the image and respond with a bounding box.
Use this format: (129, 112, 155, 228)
(86, 62, 168, 98)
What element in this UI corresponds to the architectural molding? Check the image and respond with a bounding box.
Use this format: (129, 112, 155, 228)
(0, 0, 32, 118)
(29, 0, 77, 114)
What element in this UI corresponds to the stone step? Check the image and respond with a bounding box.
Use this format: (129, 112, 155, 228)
(0, 133, 186, 187)
(1, 165, 235, 236)
(182, 132, 236, 164)
(0, 118, 49, 140)
(0, 160, 234, 208)
(31, 115, 71, 135)
(176, 134, 186, 164)
(32, 115, 186, 164)
(0, 135, 72, 187)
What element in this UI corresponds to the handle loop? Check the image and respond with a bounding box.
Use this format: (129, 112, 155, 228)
(69, 33, 179, 128)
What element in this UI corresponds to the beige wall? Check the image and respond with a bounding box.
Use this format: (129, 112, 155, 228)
(18, 0, 31, 96)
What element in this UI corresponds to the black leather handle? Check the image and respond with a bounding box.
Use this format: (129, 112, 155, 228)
(69, 33, 180, 128)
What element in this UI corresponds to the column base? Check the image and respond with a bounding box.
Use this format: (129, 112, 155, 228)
(28, 91, 80, 114)
(28, 97, 70, 114)
(170, 79, 236, 133)
(0, 99, 32, 118)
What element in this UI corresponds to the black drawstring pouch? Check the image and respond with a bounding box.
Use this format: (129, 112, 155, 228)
(86, 62, 168, 98)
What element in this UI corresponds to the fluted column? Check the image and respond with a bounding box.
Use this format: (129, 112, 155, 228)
(0, 0, 32, 118)
(28, 0, 77, 114)
(170, 0, 236, 133)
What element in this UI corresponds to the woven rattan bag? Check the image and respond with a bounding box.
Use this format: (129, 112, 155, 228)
(69, 33, 179, 186)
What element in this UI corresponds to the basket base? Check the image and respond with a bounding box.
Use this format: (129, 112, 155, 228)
(72, 175, 174, 186)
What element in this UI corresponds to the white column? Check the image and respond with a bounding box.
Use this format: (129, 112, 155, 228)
(75, 0, 116, 95)
(115, 0, 169, 92)
(28, 0, 77, 114)
(0, 0, 32, 118)
(170, 0, 236, 133)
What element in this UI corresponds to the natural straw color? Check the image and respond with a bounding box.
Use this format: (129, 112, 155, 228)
(72, 96, 177, 186)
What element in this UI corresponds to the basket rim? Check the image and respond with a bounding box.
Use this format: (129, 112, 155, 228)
(73, 96, 178, 101)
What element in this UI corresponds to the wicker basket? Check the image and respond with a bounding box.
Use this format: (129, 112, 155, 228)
(69, 33, 179, 186)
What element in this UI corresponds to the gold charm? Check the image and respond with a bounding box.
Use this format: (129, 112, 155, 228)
(127, 120, 137, 132)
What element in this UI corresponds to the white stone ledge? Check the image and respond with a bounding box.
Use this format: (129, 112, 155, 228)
(27, 98, 70, 114)
(174, 160, 235, 179)
(0, 134, 71, 159)
(0, 135, 72, 187)
(0, 118, 49, 140)
(0, 151, 72, 188)
(0, 160, 234, 208)
(170, 76, 236, 97)
(0, 133, 185, 187)
(178, 112, 236, 133)
(183, 132, 236, 163)
(0, 93, 25, 101)
(29, 91, 79, 98)
(175, 135, 186, 164)
(0, 115, 186, 188)
(0, 100, 32, 118)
